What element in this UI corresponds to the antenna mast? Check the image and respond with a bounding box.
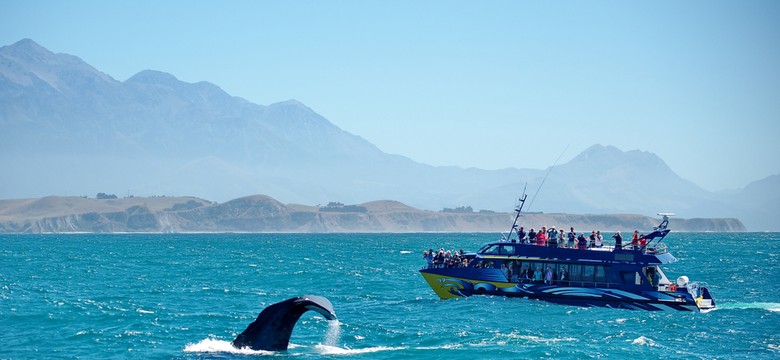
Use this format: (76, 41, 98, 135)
(507, 184, 528, 241)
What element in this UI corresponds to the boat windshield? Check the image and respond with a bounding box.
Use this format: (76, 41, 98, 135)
(476, 244, 494, 254)
(477, 244, 516, 255)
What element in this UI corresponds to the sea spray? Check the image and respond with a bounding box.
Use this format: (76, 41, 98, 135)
(323, 319, 342, 347)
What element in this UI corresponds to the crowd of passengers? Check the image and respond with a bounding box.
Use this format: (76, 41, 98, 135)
(512, 226, 649, 251)
(423, 248, 469, 268)
(423, 227, 651, 269)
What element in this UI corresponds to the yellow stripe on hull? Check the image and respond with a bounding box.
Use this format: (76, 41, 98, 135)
(420, 271, 515, 299)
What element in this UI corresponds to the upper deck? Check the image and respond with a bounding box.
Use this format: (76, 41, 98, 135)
(475, 240, 676, 265)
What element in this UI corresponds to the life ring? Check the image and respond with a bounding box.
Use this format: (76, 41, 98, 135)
(670, 284, 677, 292)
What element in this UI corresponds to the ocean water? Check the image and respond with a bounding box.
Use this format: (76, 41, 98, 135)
(1, 232, 778, 359)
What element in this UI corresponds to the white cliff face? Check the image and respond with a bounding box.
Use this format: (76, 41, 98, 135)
(0, 195, 747, 234)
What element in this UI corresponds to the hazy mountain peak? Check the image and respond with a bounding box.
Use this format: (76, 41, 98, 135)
(125, 70, 181, 86)
(569, 144, 666, 169)
(1, 38, 51, 57)
(0, 38, 116, 92)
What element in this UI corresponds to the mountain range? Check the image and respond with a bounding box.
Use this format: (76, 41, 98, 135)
(1, 39, 777, 230)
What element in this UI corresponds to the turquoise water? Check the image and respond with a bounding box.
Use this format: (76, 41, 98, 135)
(1, 232, 779, 359)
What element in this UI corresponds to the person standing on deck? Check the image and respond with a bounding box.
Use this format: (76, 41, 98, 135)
(568, 227, 576, 248)
(577, 233, 587, 250)
(547, 226, 558, 247)
(517, 226, 526, 243)
(613, 232, 623, 250)
(631, 230, 640, 249)
(536, 228, 547, 246)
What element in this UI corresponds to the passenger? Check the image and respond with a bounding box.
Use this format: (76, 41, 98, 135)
(500, 263, 509, 279)
(547, 226, 558, 247)
(544, 266, 553, 285)
(533, 266, 543, 284)
(423, 250, 433, 268)
(595, 230, 603, 248)
(639, 234, 647, 249)
(559, 267, 569, 286)
(452, 252, 460, 267)
(631, 230, 640, 249)
(589, 231, 596, 248)
(508, 261, 515, 281)
(613, 231, 623, 250)
(577, 233, 587, 250)
(444, 250, 452, 268)
(567, 227, 576, 248)
(517, 226, 526, 243)
(519, 265, 529, 283)
(535, 229, 544, 246)
(528, 228, 535, 245)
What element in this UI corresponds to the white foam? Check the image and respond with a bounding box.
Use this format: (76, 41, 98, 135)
(183, 338, 274, 355)
(399, 250, 412, 254)
(314, 344, 406, 355)
(136, 309, 154, 314)
(719, 302, 780, 312)
(631, 336, 658, 347)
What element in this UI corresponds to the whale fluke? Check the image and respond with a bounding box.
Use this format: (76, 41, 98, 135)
(232, 295, 337, 351)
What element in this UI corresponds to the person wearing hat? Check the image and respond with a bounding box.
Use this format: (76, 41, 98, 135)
(547, 226, 558, 247)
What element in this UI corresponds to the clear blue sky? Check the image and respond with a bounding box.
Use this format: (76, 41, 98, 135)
(2, 1, 778, 191)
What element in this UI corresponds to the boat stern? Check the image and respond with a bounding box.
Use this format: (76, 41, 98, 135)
(695, 286, 717, 312)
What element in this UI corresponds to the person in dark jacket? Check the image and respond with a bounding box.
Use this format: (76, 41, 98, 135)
(613, 231, 623, 250)
(577, 233, 587, 250)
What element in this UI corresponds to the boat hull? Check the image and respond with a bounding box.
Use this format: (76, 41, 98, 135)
(420, 269, 710, 312)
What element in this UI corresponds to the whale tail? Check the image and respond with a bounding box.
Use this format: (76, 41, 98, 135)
(232, 295, 337, 351)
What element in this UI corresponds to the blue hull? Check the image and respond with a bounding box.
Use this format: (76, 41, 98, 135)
(420, 268, 713, 312)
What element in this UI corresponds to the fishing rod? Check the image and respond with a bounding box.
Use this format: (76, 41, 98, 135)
(526, 142, 571, 212)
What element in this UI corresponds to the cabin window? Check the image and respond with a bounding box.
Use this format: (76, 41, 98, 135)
(569, 265, 583, 282)
(480, 245, 499, 255)
(499, 245, 515, 255)
(583, 266, 595, 282)
(594, 266, 607, 283)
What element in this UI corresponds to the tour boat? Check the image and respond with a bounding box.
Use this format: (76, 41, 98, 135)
(419, 195, 716, 312)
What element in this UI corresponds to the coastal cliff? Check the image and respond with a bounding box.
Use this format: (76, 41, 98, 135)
(0, 195, 747, 234)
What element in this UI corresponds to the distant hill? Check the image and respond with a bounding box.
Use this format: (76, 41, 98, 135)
(0, 39, 777, 230)
(0, 195, 746, 233)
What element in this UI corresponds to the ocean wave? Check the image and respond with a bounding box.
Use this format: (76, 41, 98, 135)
(631, 336, 659, 347)
(314, 344, 407, 355)
(183, 338, 274, 355)
(184, 337, 406, 356)
(717, 302, 780, 312)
